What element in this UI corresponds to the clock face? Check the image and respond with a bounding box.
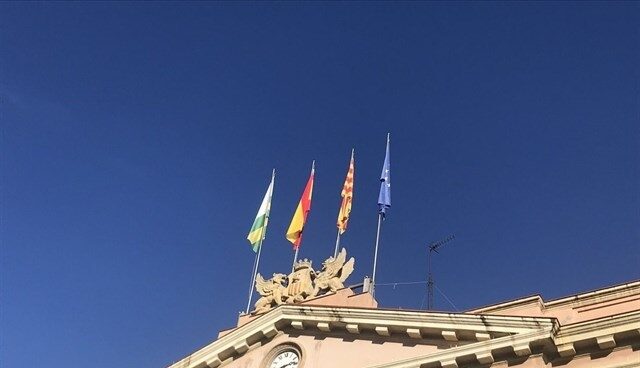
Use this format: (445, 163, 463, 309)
(268, 350, 299, 368)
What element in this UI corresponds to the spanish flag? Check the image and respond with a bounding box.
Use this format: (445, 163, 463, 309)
(286, 162, 315, 250)
(337, 150, 354, 234)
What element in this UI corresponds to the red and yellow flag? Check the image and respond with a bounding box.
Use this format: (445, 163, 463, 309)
(337, 150, 354, 234)
(286, 162, 315, 249)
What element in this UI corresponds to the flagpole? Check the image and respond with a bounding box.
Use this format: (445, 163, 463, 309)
(245, 169, 275, 314)
(292, 246, 300, 272)
(333, 229, 341, 258)
(371, 212, 383, 297)
(246, 237, 263, 313)
(372, 134, 390, 297)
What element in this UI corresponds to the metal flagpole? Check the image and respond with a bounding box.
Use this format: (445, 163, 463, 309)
(246, 237, 264, 313)
(372, 134, 390, 297)
(245, 169, 275, 314)
(292, 246, 300, 272)
(371, 212, 383, 297)
(333, 229, 341, 258)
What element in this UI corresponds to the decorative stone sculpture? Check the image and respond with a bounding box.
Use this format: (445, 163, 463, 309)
(253, 273, 287, 314)
(313, 248, 355, 296)
(252, 248, 356, 315)
(287, 259, 315, 303)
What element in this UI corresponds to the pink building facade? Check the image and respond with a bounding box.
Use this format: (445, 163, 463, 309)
(168, 281, 640, 368)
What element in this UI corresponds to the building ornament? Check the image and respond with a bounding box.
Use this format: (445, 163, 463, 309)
(253, 248, 355, 314)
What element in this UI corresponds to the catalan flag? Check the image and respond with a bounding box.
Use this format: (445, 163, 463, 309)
(286, 162, 315, 250)
(247, 171, 274, 252)
(337, 150, 354, 234)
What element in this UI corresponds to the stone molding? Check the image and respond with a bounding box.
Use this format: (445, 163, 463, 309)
(470, 280, 640, 314)
(552, 310, 640, 355)
(167, 305, 640, 368)
(370, 310, 640, 368)
(546, 281, 640, 309)
(369, 329, 553, 368)
(168, 281, 640, 368)
(167, 305, 557, 368)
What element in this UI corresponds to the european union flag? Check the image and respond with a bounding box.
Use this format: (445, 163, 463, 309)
(377, 134, 391, 216)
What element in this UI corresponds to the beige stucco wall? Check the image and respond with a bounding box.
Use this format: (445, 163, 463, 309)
(218, 328, 640, 368)
(223, 331, 458, 368)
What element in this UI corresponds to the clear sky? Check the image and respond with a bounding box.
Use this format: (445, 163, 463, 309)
(2, 2, 638, 367)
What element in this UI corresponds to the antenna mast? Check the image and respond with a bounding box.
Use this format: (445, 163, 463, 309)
(427, 235, 455, 310)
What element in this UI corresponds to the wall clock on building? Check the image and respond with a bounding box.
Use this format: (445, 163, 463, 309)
(264, 344, 302, 368)
(269, 350, 299, 368)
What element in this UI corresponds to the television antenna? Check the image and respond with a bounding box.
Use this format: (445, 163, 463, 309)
(427, 234, 455, 310)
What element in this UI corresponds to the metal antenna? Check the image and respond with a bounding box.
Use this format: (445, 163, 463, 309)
(427, 235, 455, 310)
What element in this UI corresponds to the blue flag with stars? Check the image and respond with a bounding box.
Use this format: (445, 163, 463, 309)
(378, 134, 391, 216)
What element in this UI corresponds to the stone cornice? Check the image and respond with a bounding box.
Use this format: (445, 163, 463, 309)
(368, 310, 640, 368)
(554, 310, 640, 347)
(168, 305, 640, 368)
(469, 280, 640, 314)
(167, 307, 287, 368)
(546, 281, 640, 309)
(468, 295, 542, 314)
(368, 329, 554, 368)
(282, 304, 557, 334)
(167, 305, 558, 368)
(168, 281, 640, 368)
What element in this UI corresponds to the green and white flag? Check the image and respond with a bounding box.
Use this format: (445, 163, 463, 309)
(247, 172, 274, 252)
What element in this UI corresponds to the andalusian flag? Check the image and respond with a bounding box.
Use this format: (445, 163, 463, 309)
(286, 162, 315, 250)
(337, 150, 354, 234)
(247, 171, 275, 252)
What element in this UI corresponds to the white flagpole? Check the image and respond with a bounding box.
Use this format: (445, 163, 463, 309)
(371, 212, 383, 297)
(372, 135, 390, 297)
(292, 246, 300, 272)
(246, 238, 263, 313)
(245, 169, 275, 314)
(333, 230, 341, 258)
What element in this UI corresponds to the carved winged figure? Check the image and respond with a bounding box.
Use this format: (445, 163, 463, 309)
(253, 273, 287, 314)
(313, 248, 355, 296)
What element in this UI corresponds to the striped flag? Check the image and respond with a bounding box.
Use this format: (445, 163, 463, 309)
(247, 172, 274, 252)
(337, 150, 354, 234)
(286, 162, 315, 250)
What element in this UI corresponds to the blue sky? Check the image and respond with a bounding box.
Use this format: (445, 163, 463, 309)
(2, 3, 638, 367)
